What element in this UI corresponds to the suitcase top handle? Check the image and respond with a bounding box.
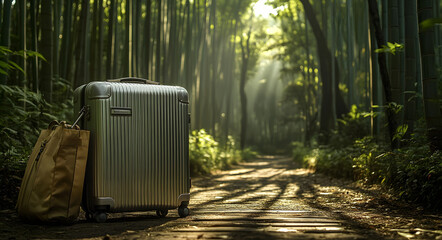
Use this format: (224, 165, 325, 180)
(108, 77, 159, 85)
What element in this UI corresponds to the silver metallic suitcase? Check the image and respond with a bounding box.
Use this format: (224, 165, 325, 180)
(73, 78, 190, 222)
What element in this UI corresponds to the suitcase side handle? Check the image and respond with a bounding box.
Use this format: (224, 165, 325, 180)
(108, 77, 159, 85)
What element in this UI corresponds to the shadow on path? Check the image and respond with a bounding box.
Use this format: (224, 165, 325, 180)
(2, 156, 436, 239)
(0, 209, 175, 239)
(187, 156, 389, 239)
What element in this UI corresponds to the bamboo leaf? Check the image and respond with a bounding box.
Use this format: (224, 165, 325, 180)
(17, 98, 38, 108)
(24, 50, 47, 61)
(0, 46, 13, 54)
(2, 127, 18, 135)
(420, 18, 442, 31)
(0, 68, 8, 75)
(8, 61, 25, 73)
(393, 124, 408, 141)
(42, 112, 58, 120)
(0, 61, 9, 69)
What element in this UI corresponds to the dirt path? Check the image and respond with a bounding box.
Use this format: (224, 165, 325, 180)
(1, 156, 441, 239)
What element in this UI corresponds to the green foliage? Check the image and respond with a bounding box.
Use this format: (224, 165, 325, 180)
(375, 42, 404, 55)
(376, 146, 442, 209)
(297, 137, 384, 181)
(291, 141, 309, 165)
(313, 145, 358, 179)
(0, 85, 51, 209)
(419, 18, 442, 31)
(0, 46, 46, 76)
(393, 124, 408, 141)
(219, 135, 242, 169)
(190, 129, 248, 176)
(299, 135, 442, 209)
(0, 83, 73, 209)
(387, 101, 403, 114)
(329, 105, 369, 147)
(189, 129, 219, 175)
(241, 147, 259, 161)
(0, 85, 54, 157)
(51, 78, 75, 121)
(293, 107, 442, 209)
(0, 80, 74, 156)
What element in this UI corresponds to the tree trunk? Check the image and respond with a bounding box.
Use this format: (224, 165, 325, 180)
(370, 21, 382, 137)
(40, 0, 53, 102)
(183, 0, 191, 87)
(96, 0, 104, 80)
(106, 0, 116, 79)
(403, 0, 420, 138)
(210, 0, 217, 135)
(145, 0, 152, 79)
(125, 0, 132, 76)
(330, 0, 336, 128)
(66, 0, 80, 83)
(368, 0, 398, 149)
(417, 0, 442, 151)
(0, 0, 3, 23)
(90, 0, 99, 80)
(0, 0, 13, 84)
(53, 0, 61, 87)
(18, 0, 26, 87)
(398, 0, 405, 125)
(388, 0, 403, 128)
(60, 0, 72, 80)
(299, 0, 348, 144)
(347, 0, 354, 106)
(29, 0, 39, 91)
(367, 2, 374, 135)
(239, 27, 251, 150)
(133, 0, 140, 76)
(304, 10, 312, 146)
(156, 0, 162, 82)
(74, 0, 90, 87)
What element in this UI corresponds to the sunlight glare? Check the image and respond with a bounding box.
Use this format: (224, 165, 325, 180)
(253, 0, 278, 18)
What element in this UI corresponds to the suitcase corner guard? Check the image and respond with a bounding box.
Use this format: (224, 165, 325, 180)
(95, 197, 115, 210)
(86, 82, 111, 99)
(178, 194, 190, 205)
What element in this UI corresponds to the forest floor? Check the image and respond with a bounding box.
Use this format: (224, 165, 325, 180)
(1, 156, 442, 239)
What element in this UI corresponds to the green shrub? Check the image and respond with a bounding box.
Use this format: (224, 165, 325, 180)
(189, 129, 246, 176)
(376, 146, 442, 209)
(300, 135, 442, 209)
(0, 85, 55, 159)
(329, 105, 370, 148)
(0, 85, 55, 209)
(0, 82, 74, 209)
(351, 137, 386, 183)
(314, 146, 355, 179)
(291, 141, 310, 165)
(189, 129, 218, 175)
(218, 135, 242, 169)
(241, 147, 259, 161)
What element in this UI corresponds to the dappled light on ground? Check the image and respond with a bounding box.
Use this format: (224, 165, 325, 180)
(1, 156, 441, 239)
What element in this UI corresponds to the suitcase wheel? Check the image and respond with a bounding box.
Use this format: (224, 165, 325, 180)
(178, 206, 190, 218)
(156, 209, 168, 217)
(93, 212, 107, 223)
(85, 212, 93, 221)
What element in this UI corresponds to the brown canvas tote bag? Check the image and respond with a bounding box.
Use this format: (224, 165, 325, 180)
(16, 121, 90, 223)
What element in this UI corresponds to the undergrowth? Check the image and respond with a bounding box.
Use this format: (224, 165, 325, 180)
(189, 129, 257, 176)
(0, 83, 73, 209)
(292, 106, 442, 210)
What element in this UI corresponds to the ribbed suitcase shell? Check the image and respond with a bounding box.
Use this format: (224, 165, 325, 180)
(74, 81, 190, 213)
